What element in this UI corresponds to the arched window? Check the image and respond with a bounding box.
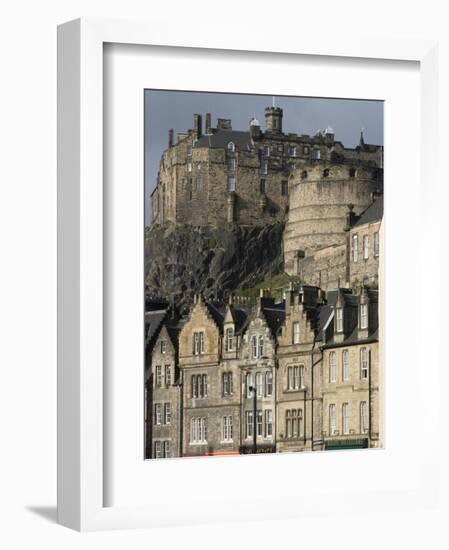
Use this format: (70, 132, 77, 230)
(323, 168, 330, 178)
(227, 141, 235, 153)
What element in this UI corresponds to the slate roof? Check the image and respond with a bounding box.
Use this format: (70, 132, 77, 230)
(145, 309, 167, 346)
(353, 198, 383, 228)
(194, 130, 253, 151)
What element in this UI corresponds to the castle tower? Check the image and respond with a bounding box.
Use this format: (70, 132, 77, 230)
(265, 106, 283, 134)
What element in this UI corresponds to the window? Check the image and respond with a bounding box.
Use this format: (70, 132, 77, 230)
(256, 410, 263, 436)
(227, 141, 235, 152)
(187, 161, 192, 172)
(360, 303, 368, 329)
(265, 410, 273, 437)
(336, 308, 343, 333)
(265, 371, 273, 396)
(160, 340, 166, 354)
(281, 180, 288, 196)
(222, 372, 233, 396)
(164, 365, 171, 386)
(191, 374, 208, 398)
(164, 402, 171, 425)
(292, 321, 300, 344)
(225, 327, 234, 352)
(374, 231, 380, 257)
(352, 234, 358, 262)
(251, 336, 258, 358)
(288, 146, 297, 157)
(312, 148, 321, 160)
(360, 348, 369, 379)
(329, 404, 337, 435)
(227, 176, 236, 192)
(256, 372, 263, 397)
(342, 350, 349, 381)
(300, 170, 308, 180)
(187, 146, 192, 157)
(342, 403, 349, 434)
(259, 178, 266, 193)
(287, 365, 303, 390)
(196, 176, 203, 191)
(360, 401, 368, 433)
(363, 235, 369, 259)
(299, 365, 304, 388)
(153, 441, 162, 459)
(245, 411, 253, 438)
(303, 146, 310, 155)
(222, 415, 233, 441)
(263, 145, 270, 157)
(155, 365, 162, 387)
(154, 403, 162, 425)
(193, 331, 205, 355)
(349, 167, 356, 178)
(285, 409, 302, 438)
(246, 372, 254, 398)
(163, 440, 171, 458)
(260, 161, 268, 175)
(258, 336, 264, 358)
(323, 168, 330, 178)
(227, 157, 236, 171)
(190, 417, 207, 444)
(329, 352, 337, 383)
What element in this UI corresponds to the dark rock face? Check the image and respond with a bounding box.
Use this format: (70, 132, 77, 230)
(145, 222, 284, 308)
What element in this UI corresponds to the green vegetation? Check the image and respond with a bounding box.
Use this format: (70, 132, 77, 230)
(237, 272, 302, 300)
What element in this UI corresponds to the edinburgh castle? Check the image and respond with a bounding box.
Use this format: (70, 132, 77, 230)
(145, 104, 383, 458)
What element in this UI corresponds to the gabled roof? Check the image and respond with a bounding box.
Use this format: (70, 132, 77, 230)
(353, 198, 383, 228)
(194, 130, 253, 151)
(145, 309, 168, 346)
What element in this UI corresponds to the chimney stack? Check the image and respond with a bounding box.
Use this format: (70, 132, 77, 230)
(168, 128, 174, 148)
(205, 113, 212, 134)
(193, 113, 202, 138)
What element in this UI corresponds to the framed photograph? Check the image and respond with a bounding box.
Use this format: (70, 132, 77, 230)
(58, 18, 440, 531)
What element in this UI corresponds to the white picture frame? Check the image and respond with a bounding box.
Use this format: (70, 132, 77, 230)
(57, 17, 441, 531)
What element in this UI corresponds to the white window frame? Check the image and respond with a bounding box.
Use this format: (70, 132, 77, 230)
(342, 349, 349, 381)
(329, 404, 337, 435)
(164, 364, 171, 386)
(245, 411, 253, 438)
(154, 403, 162, 425)
(363, 234, 369, 259)
(360, 347, 369, 380)
(292, 321, 300, 344)
(352, 233, 358, 262)
(222, 415, 233, 442)
(265, 371, 273, 396)
(251, 335, 258, 358)
(153, 441, 162, 459)
(256, 371, 263, 397)
(164, 402, 171, 425)
(227, 175, 236, 192)
(342, 402, 350, 434)
(258, 336, 264, 358)
(163, 440, 171, 458)
(360, 401, 368, 434)
(374, 231, 380, 257)
(329, 351, 337, 383)
(256, 410, 263, 437)
(226, 327, 234, 352)
(361, 303, 368, 329)
(265, 410, 273, 438)
(155, 365, 162, 387)
(336, 308, 343, 333)
(246, 372, 254, 398)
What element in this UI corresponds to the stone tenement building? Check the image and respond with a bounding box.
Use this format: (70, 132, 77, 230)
(144, 285, 381, 458)
(150, 106, 383, 228)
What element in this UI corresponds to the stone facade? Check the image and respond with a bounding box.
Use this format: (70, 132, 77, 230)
(150, 108, 383, 228)
(144, 286, 381, 458)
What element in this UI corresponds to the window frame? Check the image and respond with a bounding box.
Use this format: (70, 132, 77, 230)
(329, 351, 337, 383)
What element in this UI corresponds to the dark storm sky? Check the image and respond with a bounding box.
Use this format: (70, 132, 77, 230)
(144, 90, 383, 225)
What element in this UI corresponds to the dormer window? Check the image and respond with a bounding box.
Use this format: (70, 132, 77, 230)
(360, 303, 368, 329)
(193, 332, 205, 355)
(227, 142, 235, 153)
(336, 308, 344, 333)
(160, 340, 166, 354)
(226, 327, 234, 352)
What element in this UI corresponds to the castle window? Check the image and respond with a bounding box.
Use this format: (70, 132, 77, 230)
(360, 303, 368, 330)
(374, 232, 380, 257)
(251, 335, 258, 359)
(292, 321, 300, 344)
(349, 167, 357, 178)
(227, 157, 236, 171)
(329, 352, 337, 383)
(190, 417, 207, 444)
(281, 180, 288, 196)
(288, 146, 297, 157)
(227, 176, 236, 192)
(363, 235, 369, 259)
(342, 350, 349, 381)
(226, 327, 234, 352)
(336, 308, 344, 333)
(265, 371, 273, 396)
(164, 365, 171, 386)
(360, 401, 368, 433)
(154, 403, 162, 425)
(342, 403, 350, 434)
(256, 372, 263, 397)
(323, 168, 330, 178)
(260, 161, 268, 175)
(258, 336, 264, 357)
(277, 144, 283, 153)
(303, 145, 310, 155)
(256, 410, 263, 436)
(191, 374, 208, 398)
(287, 365, 303, 390)
(227, 142, 235, 153)
(263, 145, 270, 157)
(329, 404, 337, 435)
(246, 372, 254, 397)
(245, 411, 254, 438)
(360, 348, 369, 380)
(160, 340, 166, 354)
(300, 170, 308, 180)
(259, 178, 266, 193)
(352, 234, 358, 262)
(312, 148, 321, 160)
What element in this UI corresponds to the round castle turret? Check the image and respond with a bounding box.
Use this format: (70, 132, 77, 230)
(284, 164, 382, 275)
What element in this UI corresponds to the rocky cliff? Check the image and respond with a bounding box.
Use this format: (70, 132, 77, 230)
(145, 222, 284, 308)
